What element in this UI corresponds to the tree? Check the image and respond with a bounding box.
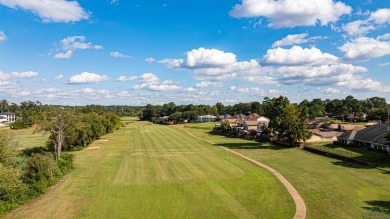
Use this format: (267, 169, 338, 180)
(215, 102, 225, 115)
(250, 101, 264, 115)
(278, 104, 312, 146)
(37, 108, 76, 159)
(0, 100, 9, 113)
(263, 96, 290, 129)
(169, 112, 183, 122)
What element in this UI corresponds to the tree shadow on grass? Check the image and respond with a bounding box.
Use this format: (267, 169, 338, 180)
(362, 200, 390, 214)
(214, 142, 287, 150)
(331, 159, 390, 175)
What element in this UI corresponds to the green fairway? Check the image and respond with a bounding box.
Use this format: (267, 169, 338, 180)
(1, 128, 48, 149)
(4, 122, 294, 219)
(179, 123, 390, 219)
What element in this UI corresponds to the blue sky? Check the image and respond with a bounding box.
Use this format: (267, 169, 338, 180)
(0, 0, 389, 106)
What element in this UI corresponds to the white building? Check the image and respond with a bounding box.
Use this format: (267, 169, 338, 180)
(0, 112, 16, 122)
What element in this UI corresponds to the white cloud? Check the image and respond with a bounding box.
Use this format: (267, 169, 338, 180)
(160, 48, 264, 82)
(195, 81, 223, 88)
(145, 57, 156, 63)
(379, 62, 390, 67)
(68, 72, 110, 84)
(183, 47, 237, 67)
(342, 20, 375, 36)
(262, 46, 339, 66)
(115, 76, 137, 82)
(0, 31, 6, 42)
(55, 36, 102, 59)
(338, 34, 390, 61)
(272, 33, 326, 47)
(110, 51, 130, 58)
(320, 88, 341, 94)
(342, 8, 390, 36)
(229, 0, 351, 28)
(274, 64, 368, 85)
(134, 73, 183, 91)
(0, 71, 39, 80)
(229, 86, 285, 97)
(368, 8, 390, 24)
(55, 74, 64, 80)
(0, 0, 89, 23)
(54, 50, 73, 59)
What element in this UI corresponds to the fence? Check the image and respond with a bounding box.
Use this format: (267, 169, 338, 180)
(303, 144, 383, 166)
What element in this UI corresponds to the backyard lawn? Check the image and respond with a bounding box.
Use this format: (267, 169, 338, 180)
(3, 127, 48, 150)
(179, 122, 390, 219)
(4, 122, 294, 219)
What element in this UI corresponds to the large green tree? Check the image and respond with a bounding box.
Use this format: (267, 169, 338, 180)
(37, 108, 76, 159)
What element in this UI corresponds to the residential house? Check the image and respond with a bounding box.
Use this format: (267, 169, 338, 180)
(243, 121, 260, 131)
(231, 114, 246, 120)
(196, 115, 217, 123)
(0, 112, 16, 122)
(0, 116, 7, 123)
(307, 129, 343, 142)
(307, 120, 324, 129)
(337, 124, 390, 153)
(217, 114, 232, 121)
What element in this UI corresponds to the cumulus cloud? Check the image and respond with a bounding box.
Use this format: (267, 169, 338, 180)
(229, 0, 351, 28)
(274, 64, 367, 84)
(262, 46, 339, 66)
(110, 51, 130, 58)
(368, 8, 390, 24)
(272, 33, 326, 47)
(115, 76, 137, 82)
(343, 8, 390, 36)
(0, 0, 89, 23)
(195, 81, 223, 88)
(133, 73, 184, 91)
(55, 36, 102, 59)
(183, 48, 237, 67)
(342, 20, 375, 36)
(159, 48, 265, 81)
(68, 72, 110, 84)
(0, 31, 6, 42)
(338, 34, 390, 61)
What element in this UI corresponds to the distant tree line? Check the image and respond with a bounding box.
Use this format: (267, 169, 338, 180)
(140, 95, 389, 122)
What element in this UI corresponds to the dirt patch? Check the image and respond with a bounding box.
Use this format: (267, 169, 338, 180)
(86, 146, 100, 150)
(97, 138, 112, 142)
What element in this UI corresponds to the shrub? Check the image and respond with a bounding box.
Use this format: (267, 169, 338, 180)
(9, 119, 28, 130)
(57, 153, 74, 174)
(23, 153, 61, 194)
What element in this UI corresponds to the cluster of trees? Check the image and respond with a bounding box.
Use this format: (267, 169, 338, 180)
(37, 108, 121, 159)
(0, 105, 122, 214)
(0, 131, 74, 214)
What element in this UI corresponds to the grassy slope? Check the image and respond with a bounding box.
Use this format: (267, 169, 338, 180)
(1, 128, 48, 149)
(180, 122, 390, 219)
(4, 122, 294, 219)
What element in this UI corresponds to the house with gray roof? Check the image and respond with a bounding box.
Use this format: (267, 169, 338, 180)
(337, 124, 390, 153)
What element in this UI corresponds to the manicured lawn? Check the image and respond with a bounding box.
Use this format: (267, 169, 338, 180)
(1, 128, 49, 149)
(179, 123, 390, 219)
(4, 122, 294, 219)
